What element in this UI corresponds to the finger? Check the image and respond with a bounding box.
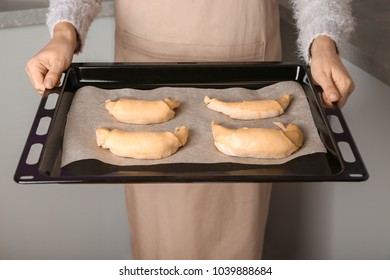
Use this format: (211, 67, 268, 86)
(335, 77, 355, 108)
(25, 60, 47, 95)
(336, 88, 349, 108)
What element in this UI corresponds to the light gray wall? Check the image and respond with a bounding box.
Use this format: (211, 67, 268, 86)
(0, 17, 132, 260)
(263, 20, 390, 260)
(1, 16, 389, 260)
(264, 58, 390, 260)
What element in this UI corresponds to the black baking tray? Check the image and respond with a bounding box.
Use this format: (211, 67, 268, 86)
(14, 62, 368, 184)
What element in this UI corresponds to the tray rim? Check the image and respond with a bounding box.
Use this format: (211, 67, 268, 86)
(14, 61, 369, 184)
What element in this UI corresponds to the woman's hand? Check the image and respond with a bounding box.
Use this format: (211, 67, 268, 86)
(309, 35, 355, 108)
(25, 22, 78, 94)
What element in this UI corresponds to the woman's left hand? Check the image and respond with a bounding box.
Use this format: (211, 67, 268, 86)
(309, 35, 355, 108)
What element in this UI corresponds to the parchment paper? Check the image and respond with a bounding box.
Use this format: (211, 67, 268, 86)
(61, 81, 327, 167)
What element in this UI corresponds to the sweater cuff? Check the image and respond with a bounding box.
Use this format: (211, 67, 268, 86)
(46, 0, 102, 54)
(290, 0, 355, 64)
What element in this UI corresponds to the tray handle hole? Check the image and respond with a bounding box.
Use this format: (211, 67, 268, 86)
(36, 116, 52, 136)
(20, 175, 35, 180)
(338, 141, 356, 163)
(26, 143, 43, 165)
(349, 173, 364, 178)
(44, 93, 59, 110)
(58, 73, 65, 87)
(328, 115, 344, 134)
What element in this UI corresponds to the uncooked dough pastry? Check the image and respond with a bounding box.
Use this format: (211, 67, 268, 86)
(204, 94, 291, 120)
(105, 98, 181, 124)
(211, 121, 303, 159)
(96, 125, 189, 159)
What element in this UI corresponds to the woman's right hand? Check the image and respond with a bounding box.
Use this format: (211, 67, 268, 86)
(26, 22, 78, 94)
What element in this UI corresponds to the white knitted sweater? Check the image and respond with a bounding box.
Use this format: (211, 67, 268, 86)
(46, 0, 355, 63)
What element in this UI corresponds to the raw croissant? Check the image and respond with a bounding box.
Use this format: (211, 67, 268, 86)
(211, 121, 303, 159)
(105, 98, 181, 124)
(204, 94, 291, 120)
(96, 125, 189, 159)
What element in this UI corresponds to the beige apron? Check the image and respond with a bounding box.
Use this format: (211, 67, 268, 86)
(115, 0, 282, 260)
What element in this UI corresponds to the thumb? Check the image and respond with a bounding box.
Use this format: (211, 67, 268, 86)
(44, 65, 65, 89)
(323, 85, 340, 105)
(316, 76, 340, 107)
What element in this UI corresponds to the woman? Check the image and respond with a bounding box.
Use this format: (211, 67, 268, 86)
(26, 0, 355, 259)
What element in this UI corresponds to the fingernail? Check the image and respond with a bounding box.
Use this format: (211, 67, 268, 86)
(329, 93, 338, 101)
(44, 79, 53, 88)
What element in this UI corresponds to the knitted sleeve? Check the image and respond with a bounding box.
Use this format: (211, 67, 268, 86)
(290, 0, 355, 64)
(47, 0, 102, 53)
